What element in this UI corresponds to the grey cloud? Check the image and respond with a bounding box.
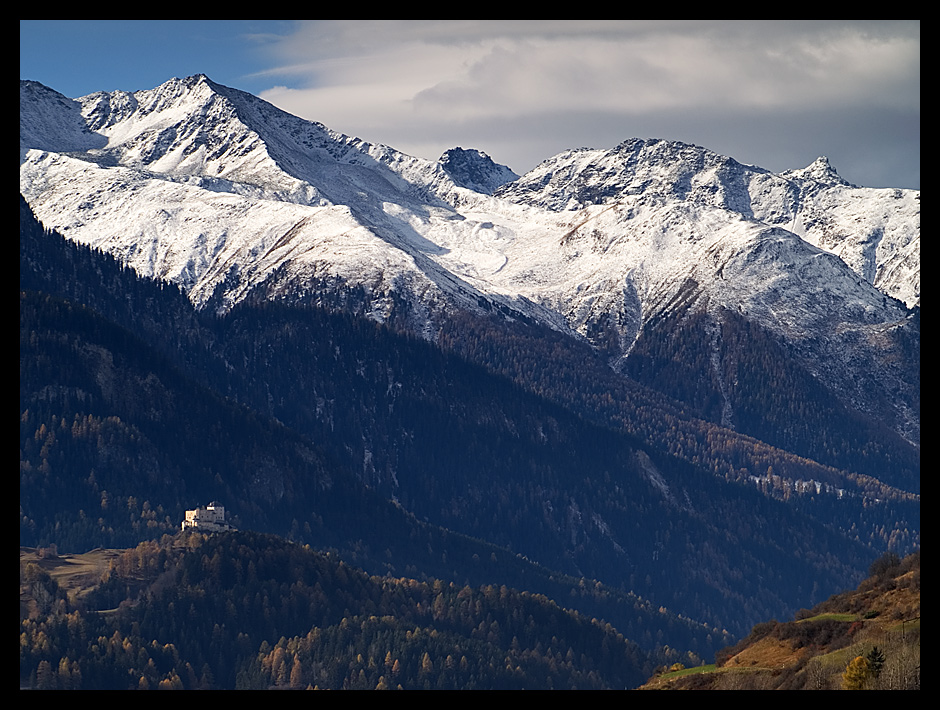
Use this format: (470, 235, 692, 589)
(258, 21, 919, 189)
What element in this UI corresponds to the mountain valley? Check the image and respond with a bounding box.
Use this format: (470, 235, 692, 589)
(19, 75, 919, 689)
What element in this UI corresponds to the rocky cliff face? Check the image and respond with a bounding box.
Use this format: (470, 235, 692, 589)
(439, 147, 520, 194)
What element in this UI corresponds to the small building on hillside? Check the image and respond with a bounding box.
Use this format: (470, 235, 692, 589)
(181, 501, 236, 532)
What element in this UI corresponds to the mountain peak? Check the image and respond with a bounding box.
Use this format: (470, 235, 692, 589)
(150, 73, 216, 92)
(493, 136, 762, 211)
(782, 155, 855, 188)
(20, 79, 107, 154)
(439, 147, 519, 195)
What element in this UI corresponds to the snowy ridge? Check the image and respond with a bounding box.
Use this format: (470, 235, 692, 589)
(20, 80, 106, 156)
(495, 138, 919, 308)
(19, 76, 919, 442)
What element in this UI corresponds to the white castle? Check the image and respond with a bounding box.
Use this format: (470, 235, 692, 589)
(181, 501, 236, 532)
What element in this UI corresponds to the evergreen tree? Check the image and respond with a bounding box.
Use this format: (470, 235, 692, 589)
(865, 646, 885, 679)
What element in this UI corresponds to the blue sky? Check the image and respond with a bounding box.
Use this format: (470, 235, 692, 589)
(20, 20, 919, 189)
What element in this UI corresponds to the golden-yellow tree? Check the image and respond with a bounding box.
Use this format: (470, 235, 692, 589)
(842, 655, 872, 690)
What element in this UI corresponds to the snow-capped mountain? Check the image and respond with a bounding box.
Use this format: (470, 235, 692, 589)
(495, 139, 919, 309)
(19, 75, 919, 445)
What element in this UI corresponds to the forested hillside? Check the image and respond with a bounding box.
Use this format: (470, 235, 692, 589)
(623, 303, 919, 493)
(20, 531, 648, 689)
